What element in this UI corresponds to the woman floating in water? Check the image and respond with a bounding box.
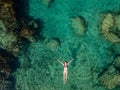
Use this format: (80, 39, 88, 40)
(57, 59, 74, 84)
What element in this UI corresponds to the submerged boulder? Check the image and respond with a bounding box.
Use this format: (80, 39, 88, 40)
(19, 27, 35, 42)
(115, 15, 120, 30)
(101, 13, 115, 33)
(17, 18, 41, 42)
(100, 13, 120, 43)
(45, 38, 60, 52)
(103, 32, 120, 43)
(113, 56, 120, 69)
(98, 56, 120, 89)
(99, 72, 120, 89)
(38, 0, 54, 8)
(71, 16, 86, 36)
(114, 15, 120, 38)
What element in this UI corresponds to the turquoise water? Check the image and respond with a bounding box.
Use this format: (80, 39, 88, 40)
(15, 0, 120, 90)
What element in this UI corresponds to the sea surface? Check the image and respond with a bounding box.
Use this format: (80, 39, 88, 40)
(14, 0, 120, 90)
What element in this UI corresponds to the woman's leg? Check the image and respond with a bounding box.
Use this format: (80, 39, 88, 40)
(65, 72, 68, 82)
(63, 71, 66, 84)
(63, 72, 68, 84)
(63, 72, 65, 80)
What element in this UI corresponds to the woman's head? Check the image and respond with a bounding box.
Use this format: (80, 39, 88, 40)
(64, 61, 68, 64)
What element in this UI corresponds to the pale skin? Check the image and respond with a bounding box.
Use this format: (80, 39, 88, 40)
(57, 59, 74, 84)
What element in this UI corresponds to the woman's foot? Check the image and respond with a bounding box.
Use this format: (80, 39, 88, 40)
(63, 79, 67, 84)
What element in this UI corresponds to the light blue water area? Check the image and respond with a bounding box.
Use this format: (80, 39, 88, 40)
(15, 0, 120, 90)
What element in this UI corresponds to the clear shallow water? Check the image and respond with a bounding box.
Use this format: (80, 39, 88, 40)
(15, 0, 120, 90)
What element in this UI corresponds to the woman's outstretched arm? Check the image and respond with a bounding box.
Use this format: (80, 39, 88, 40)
(68, 58, 74, 65)
(57, 59, 64, 66)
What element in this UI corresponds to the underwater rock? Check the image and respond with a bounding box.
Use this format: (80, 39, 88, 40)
(0, 0, 17, 32)
(0, 48, 18, 89)
(114, 15, 120, 38)
(0, 0, 22, 56)
(0, 80, 13, 90)
(19, 55, 31, 69)
(45, 38, 60, 52)
(0, 20, 17, 54)
(98, 58, 120, 89)
(19, 27, 35, 42)
(101, 13, 115, 32)
(113, 56, 120, 69)
(103, 32, 120, 43)
(38, 0, 54, 8)
(99, 72, 120, 89)
(0, 48, 17, 78)
(17, 18, 41, 42)
(115, 15, 120, 30)
(71, 16, 86, 36)
(100, 13, 120, 43)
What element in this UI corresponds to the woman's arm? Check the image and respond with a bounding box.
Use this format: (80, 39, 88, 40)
(68, 58, 74, 65)
(57, 59, 64, 66)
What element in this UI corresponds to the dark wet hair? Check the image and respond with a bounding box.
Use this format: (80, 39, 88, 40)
(64, 61, 68, 63)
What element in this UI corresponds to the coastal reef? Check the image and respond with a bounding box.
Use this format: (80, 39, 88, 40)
(100, 12, 120, 43)
(0, 1, 19, 89)
(0, 0, 42, 55)
(0, 20, 18, 55)
(0, 0, 18, 54)
(0, 0, 17, 32)
(0, 48, 18, 90)
(0, 0, 42, 89)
